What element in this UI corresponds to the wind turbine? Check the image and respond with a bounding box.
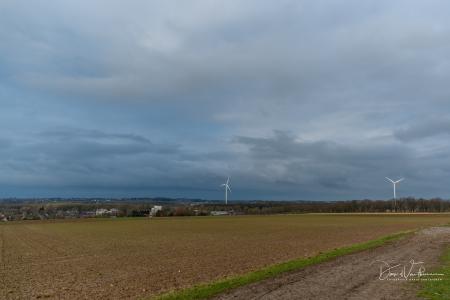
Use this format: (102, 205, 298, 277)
(385, 177, 404, 212)
(221, 177, 231, 205)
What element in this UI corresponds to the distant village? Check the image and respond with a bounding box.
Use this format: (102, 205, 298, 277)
(0, 198, 237, 221)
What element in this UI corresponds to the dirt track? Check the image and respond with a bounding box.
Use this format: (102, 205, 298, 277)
(214, 227, 450, 300)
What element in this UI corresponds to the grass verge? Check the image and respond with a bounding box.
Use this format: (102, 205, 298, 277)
(152, 230, 413, 300)
(418, 246, 450, 300)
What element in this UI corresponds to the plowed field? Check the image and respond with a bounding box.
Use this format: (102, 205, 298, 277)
(1, 214, 449, 299)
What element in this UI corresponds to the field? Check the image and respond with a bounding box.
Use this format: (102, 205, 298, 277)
(1, 214, 450, 299)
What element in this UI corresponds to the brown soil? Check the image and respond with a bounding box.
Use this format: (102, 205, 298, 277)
(1, 215, 449, 299)
(214, 227, 450, 300)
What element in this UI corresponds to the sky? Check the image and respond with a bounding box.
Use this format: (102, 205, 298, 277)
(1, 0, 450, 200)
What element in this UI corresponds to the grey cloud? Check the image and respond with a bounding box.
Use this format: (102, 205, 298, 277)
(5, 0, 448, 106)
(234, 130, 411, 167)
(0, 128, 182, 187)
(35, 128, 179, 157)
(41, 128, 152, 144)
(394, 119, 450, 141)
(226, 130, 447, 199)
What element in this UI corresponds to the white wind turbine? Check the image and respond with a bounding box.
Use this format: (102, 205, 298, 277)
(385, 177, 404, 211)
(221, 177, 231, 205)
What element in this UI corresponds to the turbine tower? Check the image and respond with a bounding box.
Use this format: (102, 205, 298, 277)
(221, 177, 231, 205)
(385, 177, 404, 212)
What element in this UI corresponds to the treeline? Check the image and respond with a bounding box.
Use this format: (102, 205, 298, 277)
(198, 198, 450, 214)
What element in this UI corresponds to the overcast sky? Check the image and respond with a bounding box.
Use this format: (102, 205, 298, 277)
(1, 0, 450, 200)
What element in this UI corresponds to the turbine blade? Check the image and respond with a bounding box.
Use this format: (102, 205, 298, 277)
(396, 178, 404, 183)
(385, 177, 395, 183)
(226, 177, 230, 185)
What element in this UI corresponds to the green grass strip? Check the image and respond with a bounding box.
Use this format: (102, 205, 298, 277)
(152, 230, 413, 300)
(418, 246, 450, 300)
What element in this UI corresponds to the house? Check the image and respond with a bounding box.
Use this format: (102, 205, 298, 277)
(150, 205, 162, 216)
(95, 208, 120, 216)
(95, 208, 109, 216)
(210, 210, 230, 216)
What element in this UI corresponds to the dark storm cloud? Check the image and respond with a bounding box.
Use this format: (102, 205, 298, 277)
(233, 131, 412, 168)
(231, 131, 419, 197)
(1, 0, 450, 199)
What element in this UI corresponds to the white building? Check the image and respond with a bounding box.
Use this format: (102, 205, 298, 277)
(210, 210, 229, 216)
(150, 205, 162, 216)
(95, 208, 109, 216)
(96, 208, 119, 216)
